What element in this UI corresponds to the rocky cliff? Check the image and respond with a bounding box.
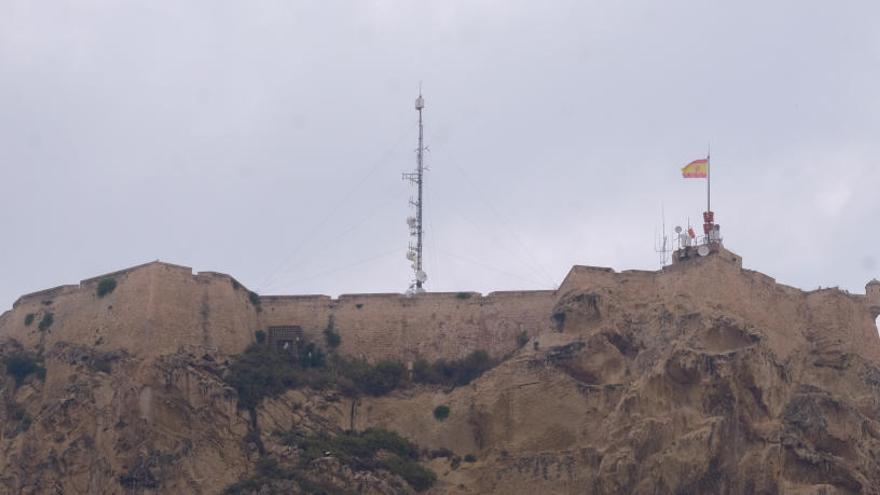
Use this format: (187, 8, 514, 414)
(1, 249, 879, 494)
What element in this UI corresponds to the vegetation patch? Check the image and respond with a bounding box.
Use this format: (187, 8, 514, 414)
(279, 428, 436, 492)
(323, 327, 341, 349)
(455, 292, 472, 300)
(38, 312, 54, 332)
(96, 278, 117, 297)
(336, 358, 406, 397)
(225, 338, 497, 409)
(516, 330, 530, 348)
(254, 330, 266, 344)
(464, 454, 477, 463)
(3, 352, 47, 388)
(433, 404, 450, 421)
(248, 291, 261, 308)
(412, 350, 495, 387)
(24, 313, 35, 327)
(225, 342, 328, 411)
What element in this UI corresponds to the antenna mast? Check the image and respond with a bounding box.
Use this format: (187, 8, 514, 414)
(403, 90, 428, 294)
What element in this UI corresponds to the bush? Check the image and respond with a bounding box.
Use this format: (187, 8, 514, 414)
(38, 312, 54, 332)
(280, 428, 433, 492)
(3, 352, 47, 387)
(339, 359, 406, 396)
(324, 327, 341, 348)
(225, 344, 306, 410)
(412, 350, 495, 388)
(516, 331, 529, 348)
(455, 292, 472, 300)
(464, 454, 477, 463)
(254, 330, 266, 344)
(383, 455, 437, 492)
(24, 313, 35, 326)
(248, 291, 261, 307)
(433, 405, 450, 421)
(96, 278, 117, 297)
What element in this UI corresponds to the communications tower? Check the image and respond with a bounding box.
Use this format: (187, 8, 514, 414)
(403, 92, 428, 294)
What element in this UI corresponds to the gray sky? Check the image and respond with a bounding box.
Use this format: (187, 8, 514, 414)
(1, 0, 878, 309)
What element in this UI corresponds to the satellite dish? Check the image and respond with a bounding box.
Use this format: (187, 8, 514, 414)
(406, 251, 416, 261)
(416, 270, 428, 283)
(697, 245, 710, 257)
(407, 217, 417, 227)
(674, 226, 683, 234)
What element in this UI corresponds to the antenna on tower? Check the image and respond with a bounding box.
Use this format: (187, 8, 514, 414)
(654, 204, 670, 267)
(402, 88, 428, 295)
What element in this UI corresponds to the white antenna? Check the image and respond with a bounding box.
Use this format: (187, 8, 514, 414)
(402, 87, 428, 294)
(654, 204, 670, 267)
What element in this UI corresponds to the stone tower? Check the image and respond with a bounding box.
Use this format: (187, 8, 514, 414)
(868, 279, 880, 318)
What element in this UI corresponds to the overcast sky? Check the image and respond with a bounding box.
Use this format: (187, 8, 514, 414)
(1, 0, 878, 309)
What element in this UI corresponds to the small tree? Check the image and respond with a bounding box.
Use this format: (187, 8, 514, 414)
(3, 352, 46, 387)
(516, 331, 529, 348)
(24, 313, 35, 326)
(38, 312, 54, 331)
(96, 278, 117, 297)
(433, 405, 450, 421)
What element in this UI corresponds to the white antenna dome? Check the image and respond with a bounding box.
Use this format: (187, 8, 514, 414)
(416, 271, 428, 283)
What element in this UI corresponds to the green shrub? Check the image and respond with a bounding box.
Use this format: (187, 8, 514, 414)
(455, 292, 472, 300)
(464, 454, 477, 463)
(248, 291, 261, 307)
(38, 312, 54, 332)
(225, 344, 305, 410)
(3, 352, 46, 387)
(412, 350, 494, 388)
(323, 327, 341, 348)
(516, 331, 529, 348)
(280, 428, 433, 491)
(433, 405, 450, 421)
(254, 330, 266, 344)
(339, 359, 406, 396)
(383, 455, 437, 492)
(96, 278, 117, 297)
(24, 313, 35, 326)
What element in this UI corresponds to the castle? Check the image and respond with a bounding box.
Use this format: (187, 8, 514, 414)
(1, 247, 879, 364)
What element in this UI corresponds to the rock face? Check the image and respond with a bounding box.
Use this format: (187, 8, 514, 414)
(1, 249, 879, 494)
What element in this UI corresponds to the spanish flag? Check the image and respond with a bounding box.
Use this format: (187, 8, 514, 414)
(681, 158, 708, 178)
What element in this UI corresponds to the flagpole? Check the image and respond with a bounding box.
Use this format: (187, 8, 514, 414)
(707, 145, 711, 213)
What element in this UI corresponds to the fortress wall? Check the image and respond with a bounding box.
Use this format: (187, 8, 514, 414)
(13, 285, 81, 309)
(3, 256, 878, 363)
(257, 290, 559, 362)
(1, 263, 259, 358)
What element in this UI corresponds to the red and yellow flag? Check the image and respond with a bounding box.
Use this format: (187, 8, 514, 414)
(681, 158, 708, 178)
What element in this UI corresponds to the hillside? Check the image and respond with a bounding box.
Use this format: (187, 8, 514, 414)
(1, 248, 880, 494)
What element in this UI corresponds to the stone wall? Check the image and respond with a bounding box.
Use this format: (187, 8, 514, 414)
(1, 250, 879, 364)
